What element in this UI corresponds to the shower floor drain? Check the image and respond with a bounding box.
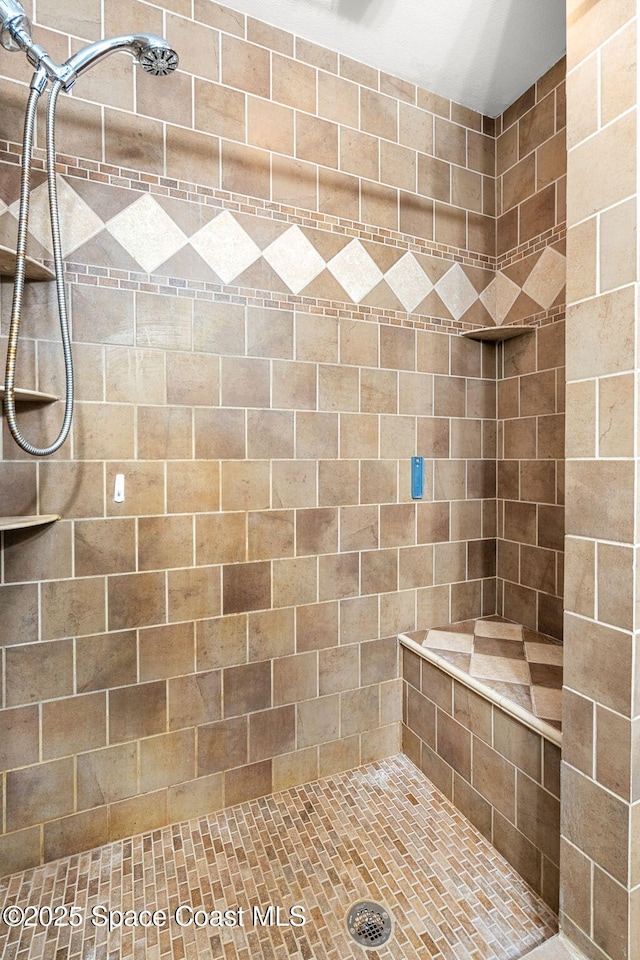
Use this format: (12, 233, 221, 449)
(346, 900, 392, 949)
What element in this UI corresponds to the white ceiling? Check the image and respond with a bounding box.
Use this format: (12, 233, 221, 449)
(224, 0, 566, 118)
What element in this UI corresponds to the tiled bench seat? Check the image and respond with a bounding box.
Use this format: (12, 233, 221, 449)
(399, 617, 562, 912)
(401, 616, 563, 740)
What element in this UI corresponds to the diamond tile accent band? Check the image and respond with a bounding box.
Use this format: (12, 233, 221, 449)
(1, 174, 566, 327)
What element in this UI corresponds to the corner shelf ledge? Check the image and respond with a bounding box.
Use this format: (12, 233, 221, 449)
(0, 515, 60, 532)
(0, 386, 59, 403)
(462, 326, 535, 342)
(0, 245, 54, 281)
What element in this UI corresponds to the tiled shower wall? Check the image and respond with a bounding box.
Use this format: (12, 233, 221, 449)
(495, 61, 567, 640)
(0, 0, 507, 873)
(562, 1, 640, 958)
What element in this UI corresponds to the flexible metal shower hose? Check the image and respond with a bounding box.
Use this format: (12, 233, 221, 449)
(4, 76, 74, 456)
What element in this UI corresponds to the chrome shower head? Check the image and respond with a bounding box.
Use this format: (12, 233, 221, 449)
(138, 41, 179, 76)
(0, 0, 31, 51)
(62, 34, 178, 88)
(0, 1, 179, 89)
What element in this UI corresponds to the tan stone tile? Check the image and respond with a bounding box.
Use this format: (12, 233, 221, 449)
(318, 551, 359, 602)
(223, 561, 271, 615)
(272, 460, 317, 508)
(296, 113, 338, 168)
(249, 704, 296, 761)
(297, 694, 340, 748)
(361, 180, 399, 231)
(5, 638, 74, 707)
(318, 70, 358, 126)
(108, 789, 167, 842)
(418, 154, 450, 203)
(273, 651, 318, 705)
(380, 140, 416, 191)
(600, 198, 637, 294)
(296, 601, 339, 652)
(139, 729, 195, 793)
(221, 140, 271, 199)
(597, 542, 633, 631)
(43, 807, 109, 863)
(107, 571, 166, 631)
(567, 287, 635, 381)
(568, 111, 636, 227)
(221, 34, 270, 97)
(272, 746, 318, 792)
(567, 459, 634, 543)
(221, 460, 270, 512)
(339, 126, 378, 180)
(247, 96, 293, 156)
(6, 758, 74, 831)
(272, 53, 316, 112)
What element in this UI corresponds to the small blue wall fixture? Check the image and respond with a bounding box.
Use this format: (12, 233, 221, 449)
(411, 456, 424, 499)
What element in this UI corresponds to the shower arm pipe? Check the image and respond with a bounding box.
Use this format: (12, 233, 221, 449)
(4, 71, 74, 456)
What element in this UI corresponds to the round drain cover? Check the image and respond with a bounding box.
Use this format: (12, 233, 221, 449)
(346, 900, 392, 949)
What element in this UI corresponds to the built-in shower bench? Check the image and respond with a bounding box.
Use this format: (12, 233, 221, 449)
(399, 616, 562, 912)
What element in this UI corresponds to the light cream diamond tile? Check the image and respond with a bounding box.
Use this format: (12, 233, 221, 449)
(384, 252, 433, 312)
(434, 263, 478, 320)
(423, 630, 474, 653)
(106, 193, 188, 274)
(190, 210, 261, 284)
(327, 239, 383, 303)
(262, 225, 326, 295)
(478, 276, 497, 322)
(19, 177, 104, 257)
(522, 246, 566, 309)
(470, 654, 531, 685)
(494, 270, 521, 324)
(475, 620, 523, 640)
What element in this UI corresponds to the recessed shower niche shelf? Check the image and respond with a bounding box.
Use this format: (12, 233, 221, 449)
(0, 244, 54, 281)
(0, 385, 59, 403)
(0, 515, 60, 532)
(461, 326, 535, 342)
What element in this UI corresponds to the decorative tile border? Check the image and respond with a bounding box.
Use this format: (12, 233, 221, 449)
(0, 157, 566, 334)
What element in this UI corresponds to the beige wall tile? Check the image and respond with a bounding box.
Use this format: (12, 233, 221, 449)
(566, 460, 634, 543)
(566, 218, 597, 303)
(297, 601, 339, 652)
(140, 622, 196, 682)
(41, 576, 106, 640)
(562, 762, 629, 885)
(340, 127, 379, 180)
(272, 54, 316, 112)
(6, 639, 74, 707)
(6, 758, 74, 831)
(247, 96, 293, 155)
(221, 35, 270, 97)
(566, 286, 635, 381)
(568, 111, 636, 226)
(318, 71, 359, 127)
(565, 613, 632, 716)
(600, 198, 637, 293)
(296, 113, 339, 168)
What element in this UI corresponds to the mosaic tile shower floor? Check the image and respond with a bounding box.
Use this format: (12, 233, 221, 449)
(0, 755, 557, 960)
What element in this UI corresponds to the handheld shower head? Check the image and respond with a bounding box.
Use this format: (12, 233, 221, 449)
(0, 0, 29, 50)
(0, 1, 179, 88)
(62, 34, 178, 89)
(138, 41, 179, 76)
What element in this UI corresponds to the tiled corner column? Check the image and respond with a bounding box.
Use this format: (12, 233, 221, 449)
(563, 2, 640, 958)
